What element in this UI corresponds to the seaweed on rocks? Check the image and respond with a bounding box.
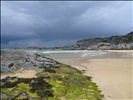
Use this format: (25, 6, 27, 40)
(29, 77, 52, 93)
(44, 68, 56, 73)
(1, 76, 53, 100)
(1, 52, 104, 100)
(2, 81, 18, 88)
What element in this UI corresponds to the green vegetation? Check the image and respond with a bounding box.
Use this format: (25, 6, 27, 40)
(1, 83, 40, 99)
(1, 63, 104, 100)
(35, 53, 42, 57)
(36, 63, 104, 100)
(11, 67, 18, 71)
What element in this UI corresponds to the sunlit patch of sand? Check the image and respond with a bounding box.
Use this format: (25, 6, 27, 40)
(1, 70, 37, 79)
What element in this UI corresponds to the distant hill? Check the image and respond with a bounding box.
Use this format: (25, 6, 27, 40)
(14, 32, 133, 50)
(58, 31, 133, 50)
(26, 46, 46, 50)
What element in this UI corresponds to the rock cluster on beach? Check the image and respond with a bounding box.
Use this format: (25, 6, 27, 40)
(1, 51, 104, 100)
(1, 51, 60, 73)
(1, 51, 58, 99)
(1, 76, 53, 100)
(0, 51, 58, 99)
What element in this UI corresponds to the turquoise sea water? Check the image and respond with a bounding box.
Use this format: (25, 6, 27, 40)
(1, 49, 106, 58)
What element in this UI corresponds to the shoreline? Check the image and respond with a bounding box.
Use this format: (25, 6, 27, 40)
(1, 51, 104, 100)
(1, 50, 132, 100)
(51, 50, 133, 100)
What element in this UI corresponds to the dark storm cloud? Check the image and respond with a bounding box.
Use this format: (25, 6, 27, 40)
(1, 1, 132, 48)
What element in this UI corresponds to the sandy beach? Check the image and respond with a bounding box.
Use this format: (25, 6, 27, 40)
(1, 50, 132, 100)
(52, 50, 133, 100)
(1, 70, 37, 79)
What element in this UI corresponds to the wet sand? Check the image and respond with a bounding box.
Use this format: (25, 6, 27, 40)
(52, 50, 133, 100)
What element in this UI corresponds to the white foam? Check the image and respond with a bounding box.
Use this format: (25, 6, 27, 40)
(81, 54, 87, 57)
(42, 50, 92, 54)
(81, 51, 106, 57)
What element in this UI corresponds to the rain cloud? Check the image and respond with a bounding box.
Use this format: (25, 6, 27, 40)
(1, 1, 132, 48)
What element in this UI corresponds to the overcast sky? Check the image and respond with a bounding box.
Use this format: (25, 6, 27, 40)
(1, 1, 133, 48)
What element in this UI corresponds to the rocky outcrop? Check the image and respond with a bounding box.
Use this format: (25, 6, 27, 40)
(0, 51, 104, 100)
(62, 31, 133, 50)
(87, 42, 133, 50)
(1, 51, 60, 73)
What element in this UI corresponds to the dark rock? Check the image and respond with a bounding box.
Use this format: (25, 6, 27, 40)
(44, 68, 56, 73)
(8, 63, 14, 68)
(36, 77, 52, 88)
(1, 76, 11, 83)
(37, 90, 53, 98)
(29, 79, 39, 93)
(4, 76, 11, 81)
(2, 81, 18, 88)
(29, 77, 52, 93)
(18, 78, 33, 84)
(82, 70, 86, 72)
